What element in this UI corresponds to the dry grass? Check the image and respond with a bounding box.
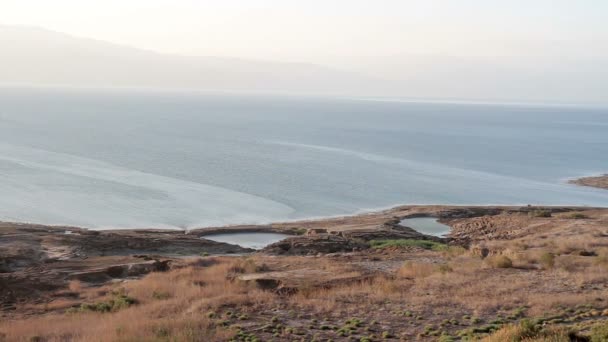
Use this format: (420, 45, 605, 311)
(485, 255, 513, 268)
(0, 257, 268, 341)
(3, 210, 608, 341)
(3, 250, 608, 341)
(482, 323, 572, 342)
(397, 261, 440, 278)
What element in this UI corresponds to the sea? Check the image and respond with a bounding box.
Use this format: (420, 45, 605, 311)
(0, 86, 607, 229)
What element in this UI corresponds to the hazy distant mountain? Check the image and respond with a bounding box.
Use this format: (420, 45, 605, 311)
(348, 53, 608, 105)
(0, 26, 384, 96)
(1, 25, 606, 104)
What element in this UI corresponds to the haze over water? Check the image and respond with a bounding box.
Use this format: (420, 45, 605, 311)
(0, 87, 607, 229)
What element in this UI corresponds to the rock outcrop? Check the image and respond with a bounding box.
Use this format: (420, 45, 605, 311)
(261, 234, 367, 255)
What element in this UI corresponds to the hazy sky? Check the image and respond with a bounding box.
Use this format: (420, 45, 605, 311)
(2, 1, 607, 103)
(2, 0, 607, 64)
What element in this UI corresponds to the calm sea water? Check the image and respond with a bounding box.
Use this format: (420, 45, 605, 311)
(0, 87, 607, 229)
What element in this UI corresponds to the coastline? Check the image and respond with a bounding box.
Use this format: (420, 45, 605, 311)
(569, 174, 608, 190)
(1, 197, 607, 234)
(1, 203, 604, 236)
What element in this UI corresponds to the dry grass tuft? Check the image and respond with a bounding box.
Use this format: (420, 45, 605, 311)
(397, 261, 439, 278)
(485, 255, 513, 268)
(482, 322, 572, 342)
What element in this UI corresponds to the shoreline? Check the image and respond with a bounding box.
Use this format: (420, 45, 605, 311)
(1, 201, 606, 234)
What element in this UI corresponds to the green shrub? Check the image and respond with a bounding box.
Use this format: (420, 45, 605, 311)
(438, 333, 455, 342)
(568, 213, 588, 219)
(381, 331, 394, 338)
(471, 317, 482, 324)
(591, 322, 608, 342)
(529, 209, 552, 218)
(78, 294, 136, 313)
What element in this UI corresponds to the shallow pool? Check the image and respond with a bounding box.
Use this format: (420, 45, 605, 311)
(202, 232, 290, 250)
(399, 217, 451, 237)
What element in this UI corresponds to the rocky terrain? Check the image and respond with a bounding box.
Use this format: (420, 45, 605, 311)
(0, 223, 252, 315)
(1, 205, 608, 341)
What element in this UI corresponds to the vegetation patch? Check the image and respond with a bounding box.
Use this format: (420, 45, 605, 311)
(528, 209, 552, 218)
(539, 252, 555, 269)
(590, 321, 608, 342)
(69, 293, 137, 313)
(485, 255, 513, 268)
(482, 319, 577, 342)
(152, 291, 171, 300)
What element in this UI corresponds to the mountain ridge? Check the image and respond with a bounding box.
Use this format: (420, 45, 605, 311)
(0, 25, 385, 96)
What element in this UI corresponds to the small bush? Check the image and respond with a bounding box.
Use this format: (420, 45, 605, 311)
(152, 291, 171, 300)
(438, 333, 455, 342)
(153, 326, 170, 338)
(590, 322, 608, 342)
(539, 252, 555, 270)
(438, 264, 453, 274)
(442, 245, 468, 258)
(483, 321, 573, 342)
(381, 331, 393, 338)
(568, 213, 588, 219)
(528, 209, 552, 218)
(485, 255, 513, 269)
(78, 294, 136, 313)
(228, 259, 270, 274)
(398, 262, 438, 278)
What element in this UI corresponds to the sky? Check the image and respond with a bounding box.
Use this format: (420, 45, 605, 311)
(1, 0, 607, 103)
(1, 0, 606, 64)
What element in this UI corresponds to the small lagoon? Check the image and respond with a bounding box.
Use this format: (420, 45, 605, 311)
(203, 232, 290, 250)
(399, 217, 452, 237)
